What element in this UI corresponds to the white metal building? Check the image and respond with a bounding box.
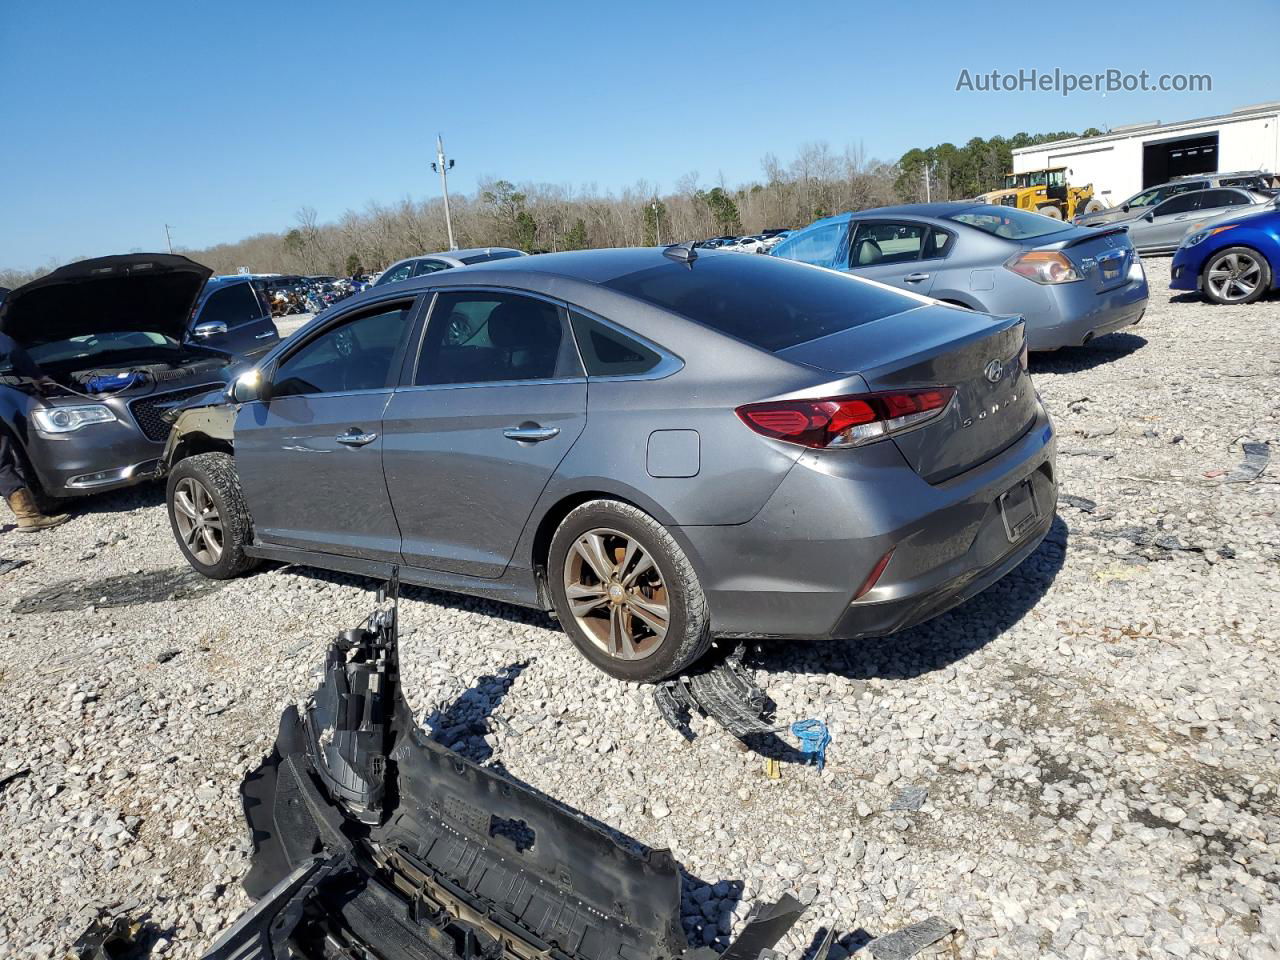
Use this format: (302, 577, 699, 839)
(1011, 102, 1280, 206)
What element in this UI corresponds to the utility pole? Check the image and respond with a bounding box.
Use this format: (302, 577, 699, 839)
(652, 201, 662, 246)
(922, 164, 931, 203)
(164, 224, 174, 254)
(431, 134, 457, 251)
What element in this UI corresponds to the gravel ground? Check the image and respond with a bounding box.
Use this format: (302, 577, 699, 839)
(0, 269, 1277, 959)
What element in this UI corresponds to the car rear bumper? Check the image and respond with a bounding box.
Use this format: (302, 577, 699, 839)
(1026, 266, 1149, 350)
(677, 400, 1057, 640)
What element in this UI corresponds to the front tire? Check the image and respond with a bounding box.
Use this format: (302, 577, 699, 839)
(1200, 246, 1271, 305)
(166, 452, 259, 579)
(547, 499, 711, 682)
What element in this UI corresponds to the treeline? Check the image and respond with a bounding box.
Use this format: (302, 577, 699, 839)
(2, 129, 1093, 283)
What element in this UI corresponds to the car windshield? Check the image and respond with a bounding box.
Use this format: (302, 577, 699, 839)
(26, 331, 177, 365)
(459, 251, 524, 265)
(945, 206, 1075, 240)
(605, 253, 918, 352)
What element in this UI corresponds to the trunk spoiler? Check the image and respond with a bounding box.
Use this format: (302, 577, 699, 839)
(1056, 226, 1131, 249)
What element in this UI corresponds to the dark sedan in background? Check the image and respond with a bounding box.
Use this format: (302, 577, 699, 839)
(0, 254, 242, 496)
(163, 247, 1057, 681)
(373, 247, 527, 286)
(771, 203, 1148, 350)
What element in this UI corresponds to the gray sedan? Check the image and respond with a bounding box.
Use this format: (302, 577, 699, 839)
(373, 247, 526, 286)
(1100, 188, 1273, 255)
(771, 203, 1149, 350)
(163, 248, 1056, 681)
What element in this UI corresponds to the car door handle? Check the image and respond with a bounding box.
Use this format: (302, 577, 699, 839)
(255, 331, 275, 339)
(336, 430, 378, 447)
(503, 425, 560, 443)
(904, 272, 930, 283)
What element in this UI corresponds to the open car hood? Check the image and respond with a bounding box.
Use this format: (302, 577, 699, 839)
(202, 578, 825, 960)
(0, 254, 212, 346)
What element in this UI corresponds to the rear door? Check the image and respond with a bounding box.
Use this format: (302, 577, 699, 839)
(381, 289, 586, 578)
(844, 220, 940, 294)
(189, 282, 279, 357)
(234, 298, 419, 561)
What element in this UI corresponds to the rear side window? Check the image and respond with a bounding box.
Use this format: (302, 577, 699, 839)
(1198, 189, 1249, 208)
(199, 283, 264, 328)
(570, 312, 662, 376)
(770, 221, 849, 268)
(604, 254, 918, 353)
(415, 292, 580, 385)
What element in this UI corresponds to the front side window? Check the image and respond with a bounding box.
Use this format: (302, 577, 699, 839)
(272, 303, 411, 397)
(1153, 194, 1200, 217)
(376, 262, 415, 286)
(198, 283, 264, 328)
(413, 259, 450, 277)
(769, 221, 849, 268)
(414, 292, 579, 386)
(849, 222, 926, 266)
(569, 312, 663, 376)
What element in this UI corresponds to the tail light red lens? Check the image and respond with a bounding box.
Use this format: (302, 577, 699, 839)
(736, 388, 955, 449)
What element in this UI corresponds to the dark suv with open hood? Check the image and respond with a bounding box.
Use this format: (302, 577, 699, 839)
(0, 254, 243, 496)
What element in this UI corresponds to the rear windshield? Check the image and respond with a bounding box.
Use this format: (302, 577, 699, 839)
(945, 206, 1075, 240)
(460, 251, 524, 265)
(604, 253, 918, 352)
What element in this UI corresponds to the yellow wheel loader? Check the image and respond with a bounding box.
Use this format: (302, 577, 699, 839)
(980, 167, 1105, 220)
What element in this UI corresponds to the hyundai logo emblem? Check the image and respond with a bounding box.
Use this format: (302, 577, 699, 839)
(984, 360, 1004, 383)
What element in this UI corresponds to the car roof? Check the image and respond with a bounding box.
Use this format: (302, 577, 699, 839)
(1169, 169, 1268, 181)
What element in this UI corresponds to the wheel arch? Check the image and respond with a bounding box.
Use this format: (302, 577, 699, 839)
(527, 484, 685, 610)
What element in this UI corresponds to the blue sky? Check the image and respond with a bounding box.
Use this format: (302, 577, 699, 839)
(1, 0, 1275, 269)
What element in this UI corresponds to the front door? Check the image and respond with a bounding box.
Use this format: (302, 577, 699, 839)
(235, 300, 418, 561)
(189, 281, 279, 357)
(1135, 193, 1203, 249)
(381, 290, 587, 579)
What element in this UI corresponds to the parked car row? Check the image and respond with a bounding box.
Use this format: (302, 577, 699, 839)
(697, 229, 792, 253)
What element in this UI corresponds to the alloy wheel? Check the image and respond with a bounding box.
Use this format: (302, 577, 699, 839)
(172, 477, 224, 566)
(1206, 252, 1262, 302)
(562, 528, 669, 661)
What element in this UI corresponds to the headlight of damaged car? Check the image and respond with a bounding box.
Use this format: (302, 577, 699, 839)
(1181, 224, 1238, 248)
(32, 404, 117, 433)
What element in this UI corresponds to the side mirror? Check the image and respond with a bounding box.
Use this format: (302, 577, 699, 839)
(230, 369, 267, 403)
(192, 321, 228, 339)
(1143, 212, 1156, 222)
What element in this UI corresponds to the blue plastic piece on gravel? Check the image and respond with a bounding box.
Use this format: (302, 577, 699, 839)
(790, 718, 830, 770)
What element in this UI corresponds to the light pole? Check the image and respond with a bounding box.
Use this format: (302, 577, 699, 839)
(651, 201, 662, 246)
(431, 134, 457, 251)
(164, 223, 174, 254)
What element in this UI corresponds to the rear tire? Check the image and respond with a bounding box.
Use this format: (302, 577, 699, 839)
(1200, 246, 1271, 305)
(1080, 198, 1105, 214)
(166, 452, 259, 579)
(547, 499, 711, 682)
(1036, 205, 1064, 219)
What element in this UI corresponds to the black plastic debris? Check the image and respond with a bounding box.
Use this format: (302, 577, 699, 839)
(1058, 448, 1115, 460)
(70, 913, 153, 960)
(887, 786, 928, 812)
(1224, 442, 1270, 483)
(154, 649, 180, 664)
(204, 575, 819, 960)
(0, 766, 30, 794)
(0, 558, 28, 576)
(867, 917, 955, 959)
(1059, 494, 1097, 513)
(655, 645, 775, 739)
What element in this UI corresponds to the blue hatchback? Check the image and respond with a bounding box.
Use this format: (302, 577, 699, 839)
(1171, 203, 1280, 304)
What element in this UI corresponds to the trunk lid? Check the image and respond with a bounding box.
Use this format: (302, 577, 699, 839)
(1034, 225, 1136, 294)
(0, 254, 212, 346)
(776, 303, 1035, 483)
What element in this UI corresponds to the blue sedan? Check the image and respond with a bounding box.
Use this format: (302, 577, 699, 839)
(1171, 204, 1280, 304)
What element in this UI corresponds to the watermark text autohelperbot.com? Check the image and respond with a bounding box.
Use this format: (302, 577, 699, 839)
(956, 68, 1212, 96)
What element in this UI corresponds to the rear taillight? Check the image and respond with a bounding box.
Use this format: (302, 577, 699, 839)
(736, 389, 955, 449)
(1005, 250, 1082, 284)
